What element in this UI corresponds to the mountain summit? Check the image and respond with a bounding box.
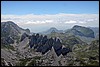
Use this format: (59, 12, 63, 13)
(40, 27, 63, 35)
(65, 25, 95, 38)
(1, 21, 30, 45)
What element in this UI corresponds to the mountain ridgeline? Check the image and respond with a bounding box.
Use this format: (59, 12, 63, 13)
(1, 21, 30, 45)
(40, 27, 63, 35)
(20, 33, 71, 56)
(40, 25, 95, 38)
(65, 25, 95, 38)
(1, 21, 99, 66)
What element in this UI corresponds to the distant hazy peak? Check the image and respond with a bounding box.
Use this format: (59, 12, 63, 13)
(50, 27, 57, 30)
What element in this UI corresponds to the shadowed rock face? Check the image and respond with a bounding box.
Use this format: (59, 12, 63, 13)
(55, 47, 62, 56)
(53, 39, 62, 51)
(20, 33, 29, 42)
(61, 48, 71, 56)
(29, 34, 36, 48)
(27, 33, 70, 56)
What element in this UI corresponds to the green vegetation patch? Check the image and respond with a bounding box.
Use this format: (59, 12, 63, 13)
(27, 56, 41, 66)
(16, 58, 31, 66)
(1, 45, 15, 51)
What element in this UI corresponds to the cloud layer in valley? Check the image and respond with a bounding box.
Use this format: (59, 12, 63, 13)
(1, 13, 99, 33)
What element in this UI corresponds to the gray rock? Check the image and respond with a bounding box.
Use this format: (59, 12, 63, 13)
(20, 33, 29, 42)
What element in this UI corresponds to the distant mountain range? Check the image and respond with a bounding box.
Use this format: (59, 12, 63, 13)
(40, 25, 97, 38)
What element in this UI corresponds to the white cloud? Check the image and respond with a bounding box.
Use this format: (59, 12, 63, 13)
(25, 21, 47, 24)
(25, 21, 35, 24)
(78, 21, 85, 23)
(1, 13, 99, 32)
(87, 19, 94, 22)
(65, 20, 77, 24)
(45, 20, 53, 23)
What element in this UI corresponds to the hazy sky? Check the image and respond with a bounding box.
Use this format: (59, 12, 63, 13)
(1, 1, 99, 33)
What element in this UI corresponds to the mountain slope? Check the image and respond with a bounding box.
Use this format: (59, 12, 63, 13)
(65, 25, 95, 38)
(1, 21, 30, 46)
(47, 32, 87, 50)
(88, 27, 99, 39)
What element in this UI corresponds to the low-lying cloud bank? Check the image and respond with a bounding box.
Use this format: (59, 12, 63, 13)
(1, 13, 99, 32)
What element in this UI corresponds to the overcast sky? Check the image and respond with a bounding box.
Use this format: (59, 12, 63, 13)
(1, 1, 99, 33)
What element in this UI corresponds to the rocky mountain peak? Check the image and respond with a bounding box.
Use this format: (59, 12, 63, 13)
(66, 25, 95, 38)
(1, 21, 30, 46)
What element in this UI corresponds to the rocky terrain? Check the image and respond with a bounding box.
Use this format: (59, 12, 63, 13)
(1, 21, 99, 66)
(1, 21, 30, 46)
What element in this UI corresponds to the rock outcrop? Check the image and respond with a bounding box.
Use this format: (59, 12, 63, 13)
(28, 33, 70, 56)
